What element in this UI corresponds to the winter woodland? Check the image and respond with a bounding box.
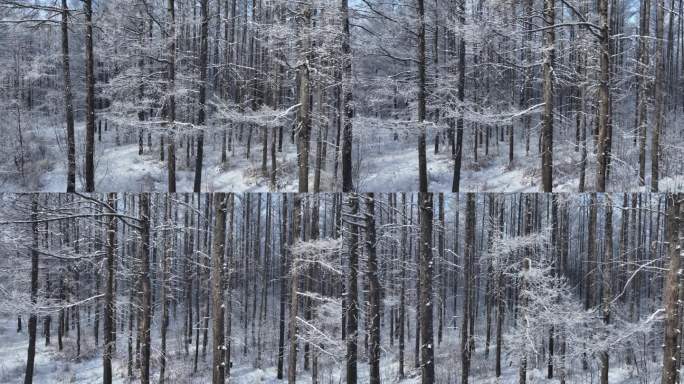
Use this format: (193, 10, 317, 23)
(0, 192, 683, 383)
(0, 0, 682, 192)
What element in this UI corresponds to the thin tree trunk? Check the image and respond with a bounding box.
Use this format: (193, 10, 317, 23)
(296, 6, 312, 193)
(346, 194, 359, 384)
(419, 191, 434, 384)
(103, 193, 117, 384)
(541, 0, 555, 192)
(596, 0, 611, 192)
(61, 0, 76, 193)
(341, 0, 354, 191)
(23, 196, 39, 384)
(166, 0, 177, 192)
(84, 0, 95, 192)
(194, 0, 209, 193)
(417, 0, 428, 193)
(637, 0, 651, 186)
(452, 0, 466, 192)
(288, 195, 302, 383)
(138, 194, 151, 384)
(277, 195, 288, 379)
(212, 193, 228, 384)
(661, 194, 681, 384)
(365, 194, 380, 384)
(652, 0, 665, 192)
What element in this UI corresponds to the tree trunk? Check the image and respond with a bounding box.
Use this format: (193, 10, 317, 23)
(288, 195, 302, 383)
(84, 0, 95, 192)
(103, 193, 117, 384)
(600, 194, 613, 384)
(365, 194, 381, 384)
(296, 6, 312, 193)
(417, 0, 428, 193)
(341, 0, 354, 191)
(212, 193, 228, 384)
(23, 196, 39, 384)
(541, 0, 555, 192)
(637, 0, 651, 186)
(166, 0, 177, 192)
(159, 197, 171, 384)
(661, 194, 681, 384)
(194, 0, 209, 193)
(452, 0, 465, 192)
(462, 193, 476, 384)
(596, 0, 611, 192)
(419, 191, 434, 384)
(346, 194, 359, 384)
(652, 0, 665, 191)
(61, 0, 76, 193)
(138, 194, 151, 384)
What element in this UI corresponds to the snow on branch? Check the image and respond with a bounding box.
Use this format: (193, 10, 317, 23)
(290, 237, 343, 275)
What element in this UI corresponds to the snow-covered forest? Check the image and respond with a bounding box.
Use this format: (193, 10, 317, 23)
(0, 0, 682, 192)
(1, 0, 684, 382)
(0, 192, 683, 383)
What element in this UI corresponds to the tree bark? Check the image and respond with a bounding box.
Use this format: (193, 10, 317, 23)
(346, 194, 359, 384)
(212, 193, 228, 384)
(596, 0, 612, 192)
(296, 6, 312, 193)
(652, 0, 665, 192)
(365, 194, 380, 384)
(103, 193, 117, 384)
(288, 195, 302, 383)
(194, 0, 209, 193)
(417, 0, 428, 193)
(84, 0, 95, 192)
(541, 0, 555, 192)
(341, 0, 354, 191)
(661, 194, 681, 384)
(452, 0, 466, 192)
(23, 195, 39, 384)
(419, 191, 434, 384)
(138, 194, 151, 384)
(637, 0, 651, 186)
(61, 0, 76, 193)
(166, 0, 177, 192)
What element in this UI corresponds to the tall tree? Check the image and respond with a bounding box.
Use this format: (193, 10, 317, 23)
(596, 0, 612, 192)
(166, 0, 177, 192)
(461, 193, 476, 384)
(84, 0, 95, 192)
(60, 0, 75, 193)
(419, 192, 434, 383)
(102, 193, 117, 384)
(211, 193, 228, 384)
(600, 195, 613, 384)
(296, 5, 312, 193)
(651, 0, 666, 192)
(341, 0, 354, 192)
(637, 0, 651, 186)
(417, 0, 428, 192)
(452, 0, 466, 193)
(365, 193, 380, 384)
(138, 194, 151, 384)
(23, 195, 39, 384)
(194, 0, 209, 193)
(541, 0, 555, 192)
(661, 194, 682, 384)
(288, 194, 302, 383)
(346, 194, 359, 384)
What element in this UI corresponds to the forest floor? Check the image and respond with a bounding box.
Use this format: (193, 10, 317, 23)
(2, 117, 684, 192)
(0, 315, 664, 383)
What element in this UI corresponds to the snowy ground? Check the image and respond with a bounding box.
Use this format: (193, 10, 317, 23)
(1, 112, 683, 192)
(1, 313, 665, 384)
